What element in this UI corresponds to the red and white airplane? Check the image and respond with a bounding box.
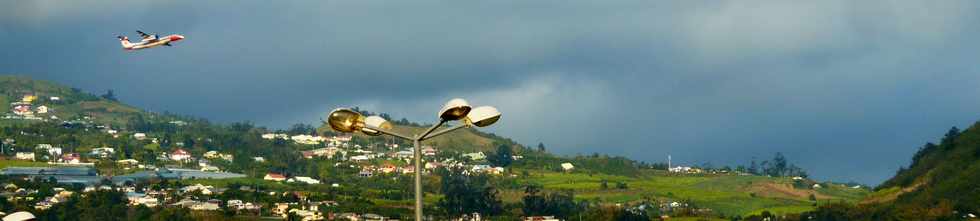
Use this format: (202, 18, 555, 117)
(117, 30, 185, 51)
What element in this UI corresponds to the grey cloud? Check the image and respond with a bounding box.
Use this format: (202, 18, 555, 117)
(3, 0, 980, 185)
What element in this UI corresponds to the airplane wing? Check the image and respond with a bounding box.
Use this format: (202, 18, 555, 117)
(136, 30, 151, 39)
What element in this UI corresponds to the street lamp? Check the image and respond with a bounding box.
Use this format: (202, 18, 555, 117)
(326, 98, 500, 221)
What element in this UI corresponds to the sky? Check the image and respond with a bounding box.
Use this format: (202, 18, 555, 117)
(3, 0, 980, 185)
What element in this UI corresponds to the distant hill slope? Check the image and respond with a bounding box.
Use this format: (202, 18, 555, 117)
(863, 123, 980, 215)
(2, 75, 521, 153)
(318, 123, 525, 153)
(0, 75, 149, 126)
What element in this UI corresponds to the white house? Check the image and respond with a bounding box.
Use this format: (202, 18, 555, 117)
(669, 166, 693, 173)
(181, 184, 216, 195)
(464, 152, 486, 161)
(264, 173, 286, 182)
(293, 176, 320, 185)
(90, 147, 115, 159)
(15, 152, 35, 161)
(170, 149, 192, 162)
(560, 163, 575, 171)
(133, 133, 147, 140)
(36, 106, 48, 114)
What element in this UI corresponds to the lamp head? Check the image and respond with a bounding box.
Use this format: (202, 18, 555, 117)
(438, 98, 471, 121)
(362, 116, 392, 136)
(465, 106, 501, 127)
(327, 108, 365, 133)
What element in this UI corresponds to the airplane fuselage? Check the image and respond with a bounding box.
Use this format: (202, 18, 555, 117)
(122, 34, 185, 51)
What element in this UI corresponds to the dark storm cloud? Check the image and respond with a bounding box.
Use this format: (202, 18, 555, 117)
(3, 0, 980, 185)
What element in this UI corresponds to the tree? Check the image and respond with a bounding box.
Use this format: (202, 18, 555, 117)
(522, 184, 580, 219)
(437, 168, 503, 218)
(537, 142, 546, 152)
(522, 184, 546, 216)
(941, 126, 960, 150)
(773, 152, 788, 176)
(489, 144, 513, 167)
(748, 159, 759, 175)
(101, 89, 118, 101)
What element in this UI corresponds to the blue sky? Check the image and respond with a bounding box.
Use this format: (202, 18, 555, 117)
(3, 0, 980, 185)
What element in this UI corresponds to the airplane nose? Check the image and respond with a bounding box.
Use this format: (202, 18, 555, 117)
(170, 35, 185, 41)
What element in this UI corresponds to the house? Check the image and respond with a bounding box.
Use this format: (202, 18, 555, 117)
(301, 151, 315, 159)
(49, 96, 60, 101)
(253, 157, 266, 162)
(200, 165, 220, 172)
(380, 164, 397, 174)
(14, 152, 35, 161)
(36, 106, 48, 114)
(272, 203, 291, 218)
(394, 150, 413, 159)
(401, 166, 415, 174)
(669, 166, 693, 173)
(133, 133, 147, 140)
(261, 133, 289, 140)
(170, 149, 192, 162)
(524, 216, 561, 221)
(289, 208, 324, 221)
(560, 163, 575, 171)
(358, 170, 374, 177)
(350, 155, 371, 161)
(291, 135, 326, 145)
(472, 165, 492, 173)
(227, 200, 245, 210)
(464, 152, 486, 161)
(181, 184, 216, 195)
(264, 173, 287, 182)
(61, 153, 81, 164)
(422, 146, 437, 156)
(489, 167, 505, 175)
(293, 176, 320, 185)
(202, 151, 234, 161)
(332, 135, 352, 142)
(425, 162, 443, 170)
(190, 201, 220, 211)
(128, 193, 159, 207)
(90, 147, 115, 159)
(116, 159, 139, 165)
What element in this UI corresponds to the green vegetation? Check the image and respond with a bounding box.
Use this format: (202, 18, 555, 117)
(0, 75, 883, 220)
(0, 160, 52, 169)
(512, 170, 866, 216)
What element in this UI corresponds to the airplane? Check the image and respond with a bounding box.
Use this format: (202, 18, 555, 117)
(117, 30, 185, 51)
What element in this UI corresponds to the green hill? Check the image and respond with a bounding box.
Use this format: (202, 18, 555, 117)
(0, 75, 873, 219)
(0, 75, 149, 126)
(794, 123, 980, 220)
(854, 124, 980, 218)
(316, 116, 523, 154)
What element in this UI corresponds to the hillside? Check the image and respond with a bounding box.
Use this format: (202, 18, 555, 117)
(0, 75, 872, 219)
(0, 75, 151, 126)
(855, 124, 980, 218)
(315, 115, 523, 154)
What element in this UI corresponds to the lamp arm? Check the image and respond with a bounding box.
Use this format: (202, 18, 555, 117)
(419, 124, 468, 141)
(417, 120, 445, 141)
(362, 125, 415, 141)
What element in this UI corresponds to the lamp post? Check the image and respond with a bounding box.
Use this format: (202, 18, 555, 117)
(326, 98, 501, 221)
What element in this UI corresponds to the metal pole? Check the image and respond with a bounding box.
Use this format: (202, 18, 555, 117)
(414, 138, 423, 221)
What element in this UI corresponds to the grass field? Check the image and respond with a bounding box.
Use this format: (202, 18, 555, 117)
(0, 96, 9, 114)
(515, 170, 869, 217)
(0, 159, 54, 169)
